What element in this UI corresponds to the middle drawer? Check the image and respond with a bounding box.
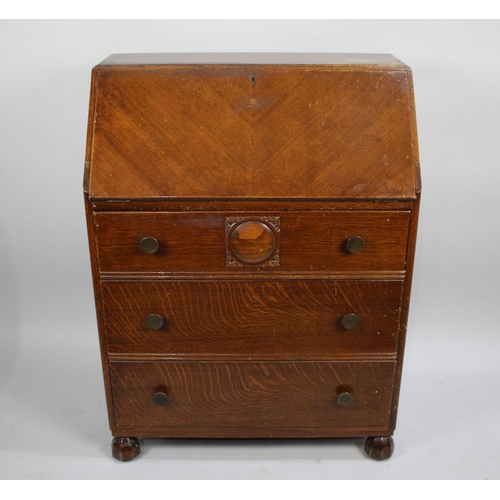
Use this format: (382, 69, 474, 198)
(102, 280, 403, 357)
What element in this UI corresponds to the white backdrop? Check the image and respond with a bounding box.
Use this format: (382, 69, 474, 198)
(1, 20, 499, 479)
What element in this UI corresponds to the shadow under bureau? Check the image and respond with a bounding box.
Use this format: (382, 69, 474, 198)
(84, 53, 421, 461)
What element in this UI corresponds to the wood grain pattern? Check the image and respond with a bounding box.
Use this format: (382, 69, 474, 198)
(84, 54, 421, 455)
(87, 59, 417, 200)
(109, 361, 396, 429)
(94, 211, 410, 273)
(101, 280, 403, 357)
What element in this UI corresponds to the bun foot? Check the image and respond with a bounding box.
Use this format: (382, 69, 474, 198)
(112, 437, 141, 462)
(364, 436, 394, 461)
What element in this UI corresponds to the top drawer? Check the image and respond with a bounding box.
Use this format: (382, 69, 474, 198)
(94, 211, 410, 274)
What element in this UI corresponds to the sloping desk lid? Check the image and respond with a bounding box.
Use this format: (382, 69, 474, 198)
(85, 53, 420, 200)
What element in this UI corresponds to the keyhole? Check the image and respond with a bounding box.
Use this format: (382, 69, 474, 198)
(251, 76, 256, 84)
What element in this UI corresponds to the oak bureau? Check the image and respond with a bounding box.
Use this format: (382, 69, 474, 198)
(84, 53, 421, 461)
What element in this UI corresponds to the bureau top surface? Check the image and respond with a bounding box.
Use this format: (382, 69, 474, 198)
(96, 53, 407, 68)
(85, 53, 420, 201)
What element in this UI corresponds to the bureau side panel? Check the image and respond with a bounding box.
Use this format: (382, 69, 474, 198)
(389, 194, 420, 430)
(83, 194, 116, 430)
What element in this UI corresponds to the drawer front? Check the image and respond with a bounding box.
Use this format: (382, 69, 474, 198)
(110, 361, 396, 429)
(102, 280, 403, 356)
(94, 211, 410, 273)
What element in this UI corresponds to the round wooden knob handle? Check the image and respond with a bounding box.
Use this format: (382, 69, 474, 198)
(153, 392, 169, 406)
(146, 314, 164, 330)
(140, 236, 159, 254)
(346, 236, 365, 253)
(337, 392, 354, 406)
(229, 221, 276, 264)
(342, 313, 360, 330)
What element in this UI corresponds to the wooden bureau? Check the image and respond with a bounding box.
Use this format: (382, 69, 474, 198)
(84, 53, 420, 461)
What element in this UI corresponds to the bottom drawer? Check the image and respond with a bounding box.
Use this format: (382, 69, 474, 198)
(109, 361, 396, 431)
